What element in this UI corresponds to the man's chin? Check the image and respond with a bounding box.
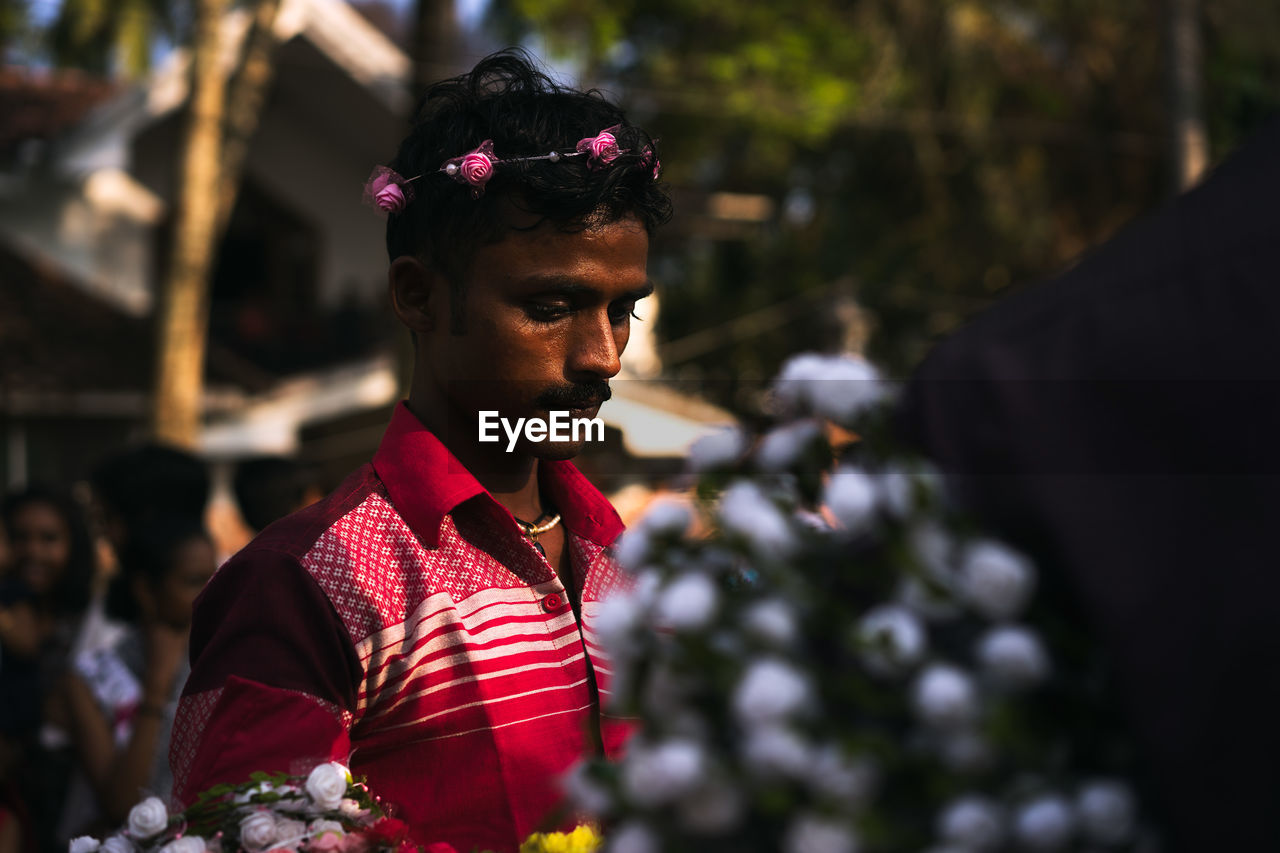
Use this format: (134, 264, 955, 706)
(528, 439, 588, 461)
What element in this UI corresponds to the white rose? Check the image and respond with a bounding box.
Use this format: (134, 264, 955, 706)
(733, 658, 811, 727)
(69, 837, 101, 853)
(655, 573, 718, 631)
(824, 469, 879, 533)
(560, 761, 612, 817)
(127, 797, 169, 840)
(910, 521, 957, 581)
(607, 822, 658, 853)
(158, 836, 204, 853)
(783, 814, 859, 853)
(274, 819, 307, 846)
(593, 589, 646, 657)
(742, 725, 812, 778)
(621, 739, 705, 807)
(742, 598, 798, 647)
(772, 353, 829, 412)
(911, 664, 979, 731)
(773, 354, 885, 423)
(308, 820, 345, 840)
(1076, 780, 1136, 845)
(756, 421, 822, 472)
(101, 837, 133, 853)
(718, 481, 796, 559)
(811, 356, 885, 424)
(1013, 795, 1075, 851)
(678, 780, 743, 834)
(688, 427, 748, 472)
(959, 540, 1035, 620)
(807, 747, 877, 810)
(976, 626, 1050, 689)
(638, 498, 693, 537)
(857, 604, 927, 676)
(937, 795, 1004, 851)
(612, 529, 650, 572)
(305, 762, 351, 811)
(238, 812, 278, 852)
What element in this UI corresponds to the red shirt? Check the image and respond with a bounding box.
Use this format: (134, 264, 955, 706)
(171, 404, 632, 852)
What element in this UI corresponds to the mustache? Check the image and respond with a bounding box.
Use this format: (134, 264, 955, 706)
(534, 381, 612, 411)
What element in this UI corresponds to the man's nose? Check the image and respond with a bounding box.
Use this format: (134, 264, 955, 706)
(568, 310, 622, 379)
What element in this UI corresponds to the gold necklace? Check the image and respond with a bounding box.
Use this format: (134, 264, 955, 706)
(514, 511, 561, 556)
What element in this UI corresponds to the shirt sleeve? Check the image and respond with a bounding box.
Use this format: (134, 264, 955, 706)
(170, 546, 363, 804)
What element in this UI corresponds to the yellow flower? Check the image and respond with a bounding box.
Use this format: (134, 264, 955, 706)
(519, 824, 602, 853)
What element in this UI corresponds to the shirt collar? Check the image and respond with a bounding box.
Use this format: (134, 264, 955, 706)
(372, 402, 625, 549)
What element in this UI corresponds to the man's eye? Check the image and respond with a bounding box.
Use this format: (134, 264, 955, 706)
(609, 302, 640, 324)
(527, 302, 571, 322)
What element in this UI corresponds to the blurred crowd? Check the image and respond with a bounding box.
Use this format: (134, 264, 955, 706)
(0, 448, 319, 853)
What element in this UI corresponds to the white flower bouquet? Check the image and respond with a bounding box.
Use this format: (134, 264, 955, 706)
(578, 354, 1152, 852)
(69, 762, 416, 853)
(70, 762, 602, 853)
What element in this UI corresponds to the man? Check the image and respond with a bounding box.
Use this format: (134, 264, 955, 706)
(170, 51, 671, 852)
(897, 115, 1280, 851)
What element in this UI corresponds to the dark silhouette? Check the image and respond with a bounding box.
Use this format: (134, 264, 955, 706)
(898, 115, 1280, 851)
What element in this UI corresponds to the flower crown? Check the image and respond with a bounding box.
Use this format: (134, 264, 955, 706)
(362, 126, 661, 214)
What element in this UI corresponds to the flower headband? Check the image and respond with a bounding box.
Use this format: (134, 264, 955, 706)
(363, 126, 661, 214)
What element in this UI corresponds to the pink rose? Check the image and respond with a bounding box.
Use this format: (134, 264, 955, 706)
(337, 834, 372, 853)
(577, 128, 623, 168)
(362, 166, 413, 213)
(642, 147, 660, 180)
(308, 835, 344, 853)
(459, 151, 493, 187)
(589, 131, 620, 164)
(374, 183, 405, 213)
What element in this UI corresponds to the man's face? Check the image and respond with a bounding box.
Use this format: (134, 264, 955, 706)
(426, 214, 651, 459)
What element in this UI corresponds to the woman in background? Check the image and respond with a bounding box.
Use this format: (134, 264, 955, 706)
(52, 514, 215, 835)
(0, 487, 96, 853)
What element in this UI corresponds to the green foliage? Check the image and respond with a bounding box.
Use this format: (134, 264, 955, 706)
(45, 0, 180, 76)
(487, 0, 1280, 392)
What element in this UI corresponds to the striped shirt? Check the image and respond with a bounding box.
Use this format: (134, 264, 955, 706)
(170, 403, 632, 852)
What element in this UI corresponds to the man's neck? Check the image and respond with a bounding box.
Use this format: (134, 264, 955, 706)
(405, 395, 546, 521)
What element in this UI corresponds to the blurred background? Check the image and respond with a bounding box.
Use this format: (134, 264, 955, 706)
(1, 0, 1279, 539)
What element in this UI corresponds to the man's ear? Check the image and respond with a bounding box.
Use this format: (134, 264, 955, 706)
(389, 256, 447, 334)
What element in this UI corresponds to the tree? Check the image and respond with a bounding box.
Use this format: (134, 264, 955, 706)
(35, 0, 284, 447)
(149, 0, 229, 446)
(1166, 0, 1208, 191)
(487, 0, 1280, 392)
(47, 0, 179, 77)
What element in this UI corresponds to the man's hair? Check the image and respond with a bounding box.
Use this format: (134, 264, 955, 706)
(385, 49, 672, 278)
(91, 443, 210, 535)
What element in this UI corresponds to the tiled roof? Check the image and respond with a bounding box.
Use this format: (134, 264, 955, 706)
(0, 67, 116, 160)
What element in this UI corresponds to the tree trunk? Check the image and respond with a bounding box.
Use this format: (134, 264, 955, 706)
(1166, 0, 1208, 192)
(151, 0, 283, 447)
(150, 0, 229, 447)
(411, 0, 458, 99)
(218, 0, 282, 233)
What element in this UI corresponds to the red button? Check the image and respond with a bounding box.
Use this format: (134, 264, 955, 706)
(542, 593, 562, 612)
